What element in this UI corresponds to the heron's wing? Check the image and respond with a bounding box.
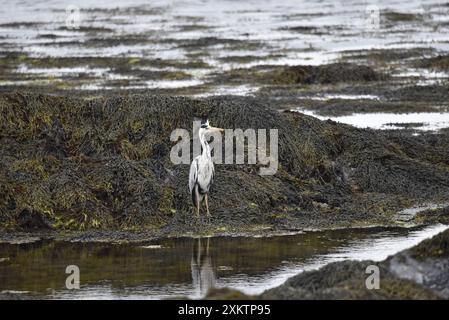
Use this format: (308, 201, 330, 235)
(189, 157, 199, 193)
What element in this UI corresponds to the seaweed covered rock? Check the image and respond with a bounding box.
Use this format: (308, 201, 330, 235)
(261, 261, 441, 300)
(258, 228, 449, 300)
(273, 63, 381, 85)
(1, 92, 449, 232)
(417, 55, 449, 71)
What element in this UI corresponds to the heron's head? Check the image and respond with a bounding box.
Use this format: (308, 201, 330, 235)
(199, 119, 224, 141)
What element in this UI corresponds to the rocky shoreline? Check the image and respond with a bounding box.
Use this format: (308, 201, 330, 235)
(204, 227, 449, 300)
(1, 0, 449, 301)
(1, 92, 449, 242)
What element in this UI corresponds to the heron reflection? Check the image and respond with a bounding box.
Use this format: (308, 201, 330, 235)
(191, 237, 216, 296)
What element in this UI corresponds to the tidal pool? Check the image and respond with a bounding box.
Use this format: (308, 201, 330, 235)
(298, 109, 449, 131)
(0, 224, 446, 299)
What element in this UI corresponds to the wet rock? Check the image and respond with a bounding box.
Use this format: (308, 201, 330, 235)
(386, 230, 449, 298)
(273, 63, 381, 85)
(386, 85, 449, 103)
(408, 228, 449, 260)
(1, 92, 449, 234)
(256, 229, 449, 299)
(384, 122, 425, 129)
(383, 11, 423, 23)
(0, 291, 37, 300)
(417, 55, 449, 71)
(261, 261, 440, 300)
(203, 287, 255, 300)
(415, 206, 449, 225)
(16, 209, 52, 230)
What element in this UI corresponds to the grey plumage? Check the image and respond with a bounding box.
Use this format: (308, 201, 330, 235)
(188, 119, 223, 217)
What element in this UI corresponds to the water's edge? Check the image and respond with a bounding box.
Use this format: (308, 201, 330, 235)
(0, 224, 446, 300)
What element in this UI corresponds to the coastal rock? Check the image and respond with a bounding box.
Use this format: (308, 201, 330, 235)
(203, 229, 449, 300)
(1, 92, 449, 234)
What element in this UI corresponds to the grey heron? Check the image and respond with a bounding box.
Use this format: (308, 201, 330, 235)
(189, 119, 224, 218)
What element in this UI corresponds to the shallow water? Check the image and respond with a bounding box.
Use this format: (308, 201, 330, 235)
(0, 224, 446, 299)
(299, 109, 449, 131)
(1, 0, 448, 92)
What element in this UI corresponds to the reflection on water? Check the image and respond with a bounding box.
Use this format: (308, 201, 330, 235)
(0, 224, 447, 299)
(191, 238, 216, 296)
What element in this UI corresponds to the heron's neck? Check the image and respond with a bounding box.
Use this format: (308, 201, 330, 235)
(200, 134, 211, 159)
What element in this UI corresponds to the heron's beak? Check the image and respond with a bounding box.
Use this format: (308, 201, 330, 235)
(210, 126, 225, 133)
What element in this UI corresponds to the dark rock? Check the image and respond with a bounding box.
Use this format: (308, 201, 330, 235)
(257, 229, 449, 299)
(16, 208, 52, 230)
(273, 63, 381, 85)
(418, 55, 449, 70)
(1, 92, 449, 234)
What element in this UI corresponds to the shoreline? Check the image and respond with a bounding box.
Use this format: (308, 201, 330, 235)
(203, 226, 449, 300)
(1, 212, 448, 245)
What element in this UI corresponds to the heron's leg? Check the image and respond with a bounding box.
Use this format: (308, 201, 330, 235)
(205, 194, 210, 217)
(195, 187, 200, 218)
(196, 199, 200, 219)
